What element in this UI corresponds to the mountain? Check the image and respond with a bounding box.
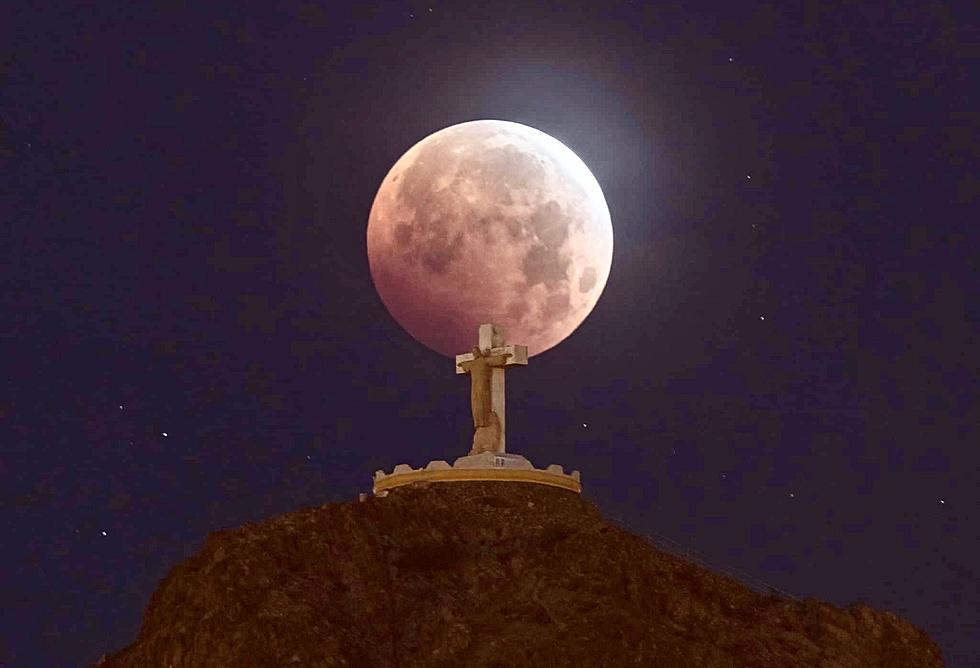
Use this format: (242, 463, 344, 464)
(96, 482, 943, 667)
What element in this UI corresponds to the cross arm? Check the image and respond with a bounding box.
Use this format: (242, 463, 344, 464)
(455, 344, 528, 374)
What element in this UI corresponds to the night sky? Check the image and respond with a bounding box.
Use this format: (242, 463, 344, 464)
(4, 2, 977, 666)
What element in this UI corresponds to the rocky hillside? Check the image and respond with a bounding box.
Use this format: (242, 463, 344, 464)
(96, 482, 944, 667)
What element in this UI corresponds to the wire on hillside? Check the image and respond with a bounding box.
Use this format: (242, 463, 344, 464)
(605, 514, 798, 600)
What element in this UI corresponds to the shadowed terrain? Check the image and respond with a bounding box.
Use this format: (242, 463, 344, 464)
(96, 483, 944, 667)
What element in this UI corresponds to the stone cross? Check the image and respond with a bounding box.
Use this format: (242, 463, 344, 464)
(455, 324, 528, 455)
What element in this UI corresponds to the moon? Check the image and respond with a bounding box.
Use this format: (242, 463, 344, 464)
(367, 120, 613, 357)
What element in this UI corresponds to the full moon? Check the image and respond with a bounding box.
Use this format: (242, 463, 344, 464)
(367, 120, 613, 357)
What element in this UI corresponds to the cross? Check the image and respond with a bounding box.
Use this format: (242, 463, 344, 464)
(455, 323, 528, 454)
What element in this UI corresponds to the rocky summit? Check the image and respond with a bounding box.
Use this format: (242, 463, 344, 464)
(96, 483, 944, 667)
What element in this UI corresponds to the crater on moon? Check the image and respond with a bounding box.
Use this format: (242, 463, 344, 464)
(367, 119, 613, 357)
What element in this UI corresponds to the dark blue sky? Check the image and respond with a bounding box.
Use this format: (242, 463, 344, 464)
(3, 2, 977, 666)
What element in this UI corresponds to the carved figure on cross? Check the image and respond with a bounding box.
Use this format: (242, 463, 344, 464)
(455, 324, 528, 455)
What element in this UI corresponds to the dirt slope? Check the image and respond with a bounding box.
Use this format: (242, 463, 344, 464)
(97, 482, 944, 667)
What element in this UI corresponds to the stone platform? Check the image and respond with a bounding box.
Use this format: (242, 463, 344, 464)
(372, 452, 581, 495)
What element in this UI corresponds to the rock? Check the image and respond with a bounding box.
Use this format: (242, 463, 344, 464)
(95, 483, 944, 667)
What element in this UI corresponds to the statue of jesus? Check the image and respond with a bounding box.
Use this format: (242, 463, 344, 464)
(458, 346, 512, 453)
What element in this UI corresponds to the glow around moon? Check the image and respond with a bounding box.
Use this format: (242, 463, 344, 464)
(367, 120, 613, 357)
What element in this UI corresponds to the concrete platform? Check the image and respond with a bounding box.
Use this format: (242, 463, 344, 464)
(373, 452, 581, 495)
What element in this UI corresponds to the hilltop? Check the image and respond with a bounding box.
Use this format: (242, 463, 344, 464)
(96, 482, 943, 667)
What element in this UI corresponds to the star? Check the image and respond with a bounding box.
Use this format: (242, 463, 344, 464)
(101, 530, 107, 536)
(582, 423, 588, 427)
(746, 174, 752, 179)
(940, 499, 945, 504)
(789, 493, 795, 498)
(760, 315, 766, 321)
(162, 432, 168, 437)
(118, 405, 124, 410)
(728, 57, 734, 62)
